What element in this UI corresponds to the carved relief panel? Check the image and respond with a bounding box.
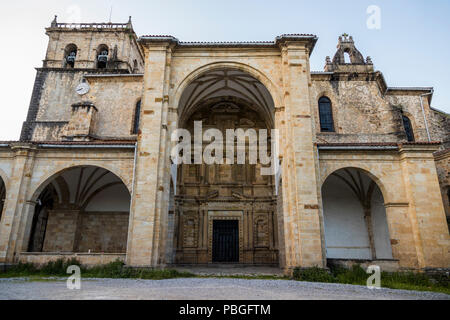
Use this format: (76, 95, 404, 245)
(254, 214, 270, 248)
(182, 212, 198, 248)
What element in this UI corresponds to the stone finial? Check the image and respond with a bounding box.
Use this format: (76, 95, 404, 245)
(366, 56, 373, 64)
(51, 15, 58, 28)
(326, 56, 332, 64)
(340, 33, 354, 44)
(127, 16, 133, 29)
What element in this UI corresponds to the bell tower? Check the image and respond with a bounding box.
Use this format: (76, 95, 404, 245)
(324, 34, 374, 73)
(20, 16, 145, 142)
(43, 16, 144, 72)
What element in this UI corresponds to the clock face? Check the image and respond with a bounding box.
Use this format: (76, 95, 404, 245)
(76, 82, 90, 96)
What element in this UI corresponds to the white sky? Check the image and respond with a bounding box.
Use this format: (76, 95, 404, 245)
(0, 0, 449, 141)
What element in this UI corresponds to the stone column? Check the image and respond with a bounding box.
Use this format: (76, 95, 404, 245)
(0, 144, 36, 263)
(277, 40, 325, 271)
(399, 144, 450, 269)
(126, 40, 174, 267)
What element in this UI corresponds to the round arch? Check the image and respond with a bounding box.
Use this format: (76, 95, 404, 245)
(29, 163, 132, 203)
(399, 109, 418, 142)
(321, 167, 394, 261)
(321, 165, 389, 205)
(170, 62, 281, 266)
(173, 62, 283, 117)
(25, 165, 131, 254)
(315, 90, 340, 133)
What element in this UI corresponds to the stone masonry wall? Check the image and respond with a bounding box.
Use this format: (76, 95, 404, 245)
(43, 210, 79, 252)
(36, 71, 85, 123)
(77, 212, 129, 253)
(386, 93, 435, 143)
(435, 152, 450, 221)
(310, 77, 441, 144)
(28, 71, 144, 141)
(42, 210, 129, 253)
(430, 109, 450, 149)
(83, 76, 143, 139)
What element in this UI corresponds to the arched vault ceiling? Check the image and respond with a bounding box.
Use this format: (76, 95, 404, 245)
(42, 166, 130, 211)
(178, 69, 275, 125)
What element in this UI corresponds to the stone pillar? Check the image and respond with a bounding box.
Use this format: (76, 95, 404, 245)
(384, 204, 420, 269)
(0, 144, 36, 263)
(399, 144, 450, 269)
(126, 40, 174, 267)
(277, 40, 325, 271)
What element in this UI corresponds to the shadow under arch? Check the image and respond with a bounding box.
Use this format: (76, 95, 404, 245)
(29, 164, 131, 204)
(171, 62, 281, 266)
(321, 167, 394, 261)
(173, 61, 282, 121)
(26, 165, 131, 254)
(321, 165, 389, 205)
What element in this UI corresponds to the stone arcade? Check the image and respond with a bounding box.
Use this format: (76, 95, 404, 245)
(0, 17, 448, 273)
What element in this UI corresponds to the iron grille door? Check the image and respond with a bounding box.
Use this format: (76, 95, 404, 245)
(212, 220, 239, 263)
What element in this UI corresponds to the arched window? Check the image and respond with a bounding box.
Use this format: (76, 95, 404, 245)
(318, 97, 335, 132)
(402, 115, 414, 142)
(97, 45, 109, 69)
(132, 100, 141, 134)
(64, 44, 77, 68)
(0, 177, 5, 223)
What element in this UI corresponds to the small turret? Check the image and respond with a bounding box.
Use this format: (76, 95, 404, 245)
(325, 34, 374, 73)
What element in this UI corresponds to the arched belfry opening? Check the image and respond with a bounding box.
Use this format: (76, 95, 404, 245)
(321, 168, 393, 262)
(96, 45, 109, 69)
(172, 68, 280, 265)
(27, 166, 131, 254)
(64, 44, 77, 68)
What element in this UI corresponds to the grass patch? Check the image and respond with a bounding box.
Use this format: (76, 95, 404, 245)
(0, 259, 195, 281)
(292, 265, 450, 295)
(293, 267, 336, 283)
(2, 259, 448, 295)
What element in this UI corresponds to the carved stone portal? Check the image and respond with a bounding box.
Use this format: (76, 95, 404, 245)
(174, 99, 279, 265)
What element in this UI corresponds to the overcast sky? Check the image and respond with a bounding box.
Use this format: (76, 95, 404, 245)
(0, 0, 448, 141)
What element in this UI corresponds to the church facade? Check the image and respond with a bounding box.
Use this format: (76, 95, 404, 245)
(0, 17, 448, 272)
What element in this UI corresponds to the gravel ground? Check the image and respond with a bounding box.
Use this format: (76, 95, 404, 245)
(0, 278, 448, 300)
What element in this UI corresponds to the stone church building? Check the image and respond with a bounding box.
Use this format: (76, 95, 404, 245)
(0, 17, 448, 272)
